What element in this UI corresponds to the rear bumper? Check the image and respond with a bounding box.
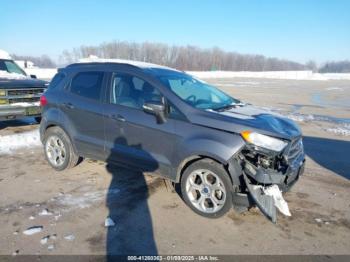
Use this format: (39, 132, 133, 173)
(0, 103, 41, 120)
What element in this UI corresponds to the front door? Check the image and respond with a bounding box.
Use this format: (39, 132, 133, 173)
(104, 72, 178, 178)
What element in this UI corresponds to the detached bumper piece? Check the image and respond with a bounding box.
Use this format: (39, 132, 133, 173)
(243, 173, 292, 223)
(243, 173, 277, 223)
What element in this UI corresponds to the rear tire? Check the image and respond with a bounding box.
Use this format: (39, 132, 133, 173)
(43, 126, 80, 171)
(180, 159, 233, 218)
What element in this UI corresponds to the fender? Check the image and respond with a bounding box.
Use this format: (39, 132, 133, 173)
(174, 134, 245, 183)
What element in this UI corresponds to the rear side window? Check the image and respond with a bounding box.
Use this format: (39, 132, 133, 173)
(49, 73, 65, 89)
(70, 71, 104, 100)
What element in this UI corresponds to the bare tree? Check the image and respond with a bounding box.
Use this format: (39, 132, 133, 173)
(11, 54, 56, 68)
(59, 40, 308, 71)
(319, 61, 350, 73)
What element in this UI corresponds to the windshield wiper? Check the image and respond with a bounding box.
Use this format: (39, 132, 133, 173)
(213, 102, 245, 111)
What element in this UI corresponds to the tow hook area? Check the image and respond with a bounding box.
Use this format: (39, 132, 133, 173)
(243, 173, 291, 223)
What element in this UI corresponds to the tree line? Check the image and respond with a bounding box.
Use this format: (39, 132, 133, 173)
(11, 54, 56, 68)
(318, 61, 350, 73)
(11, 40, 350, 72)
(59, 41, 306, 71)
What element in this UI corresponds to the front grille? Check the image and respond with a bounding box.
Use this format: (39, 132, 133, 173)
(9, 97, 39, 104)
(7, 88, 44, 96)
(2, 88, 44, 105)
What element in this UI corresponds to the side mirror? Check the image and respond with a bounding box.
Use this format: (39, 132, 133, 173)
(30, 75, 37, 79)
(143, 101, 167, 124)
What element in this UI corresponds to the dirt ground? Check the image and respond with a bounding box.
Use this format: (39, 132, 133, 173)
(0, 78, 349, 255)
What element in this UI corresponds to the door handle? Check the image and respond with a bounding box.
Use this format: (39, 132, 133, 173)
(63, 102, 74, 109)
(110, 114, 126, 122)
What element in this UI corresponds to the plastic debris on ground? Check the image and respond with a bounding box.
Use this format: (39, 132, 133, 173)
(263, 184, 291, 217)
(23, 226, 43, 235)
(64, 234, 75, 241)
(104, 217, 115, 227)
(54, 213, 62, 221)
(39, 208, 53, 216)
(40, 235, 50, 245)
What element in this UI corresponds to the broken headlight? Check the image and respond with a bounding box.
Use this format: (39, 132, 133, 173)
(241, 130, 287, 152)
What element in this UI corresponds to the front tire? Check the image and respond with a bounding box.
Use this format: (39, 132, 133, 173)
(181, 159, 233, 218)
(43, 126, 80, 171)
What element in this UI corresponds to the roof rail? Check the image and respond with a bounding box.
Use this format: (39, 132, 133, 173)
(66, 62, 140, 69)
(66, 58, 173, 70)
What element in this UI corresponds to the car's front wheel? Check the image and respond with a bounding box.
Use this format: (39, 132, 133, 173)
(181, 159, 233, 218)
(43, 126, 80, 171)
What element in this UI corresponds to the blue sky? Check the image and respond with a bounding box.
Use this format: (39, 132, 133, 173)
(0, 0, 349, 64)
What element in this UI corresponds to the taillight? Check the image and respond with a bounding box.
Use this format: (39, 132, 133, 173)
(40, 95, 48, 107)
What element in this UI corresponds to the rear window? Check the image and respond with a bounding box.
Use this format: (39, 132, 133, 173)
(49, 73, 65, 89)
(70, 71, 104, 100)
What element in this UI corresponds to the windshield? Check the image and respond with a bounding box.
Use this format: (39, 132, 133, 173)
(0, 60, 27, 76)
(156, 71, 240, 110)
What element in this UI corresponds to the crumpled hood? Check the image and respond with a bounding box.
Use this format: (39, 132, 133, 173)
(192, 104, 301, 140)
(0, 78, 47, 89)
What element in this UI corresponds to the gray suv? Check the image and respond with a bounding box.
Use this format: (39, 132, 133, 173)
(40, 60, 305, 222)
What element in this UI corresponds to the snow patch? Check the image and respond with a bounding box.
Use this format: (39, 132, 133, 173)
(0, 129, 41, 155)
(22, 67, 350, 81)
(187, 70, 350, 81)
(57, 188, 120, 210)
(78, 56, 172, 71)
(25, 68, 57, 80)
(326, 87, 343, 91)
(285, 113, 315, 122)
(325, 126, 350, 136)
(0, 49, 12, 59)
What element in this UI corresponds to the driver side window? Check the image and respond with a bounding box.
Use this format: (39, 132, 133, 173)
(111, 73, 162, 109)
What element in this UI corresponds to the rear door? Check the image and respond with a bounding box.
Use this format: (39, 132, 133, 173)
(104, 71, 178, 178)
(61, 71, 107, 159)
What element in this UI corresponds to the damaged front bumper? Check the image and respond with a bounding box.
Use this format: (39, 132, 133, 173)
(243, 152, 305, 193)
(230, 137, 305, 223)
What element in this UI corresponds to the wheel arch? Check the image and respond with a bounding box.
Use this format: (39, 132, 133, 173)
(42, 123, 78, 154)
(175, 154, 232, 184)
